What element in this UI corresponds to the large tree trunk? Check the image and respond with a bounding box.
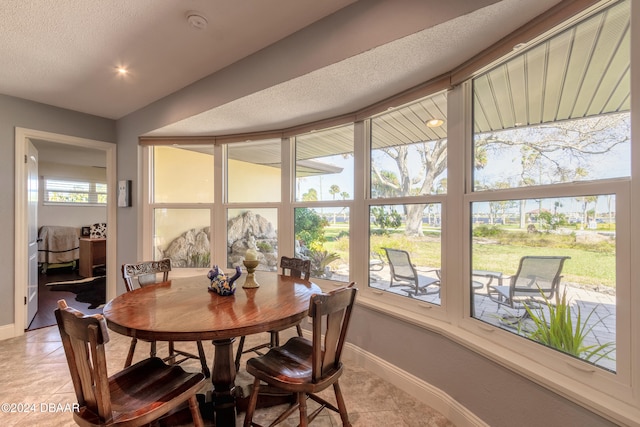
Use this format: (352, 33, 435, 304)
(405, 204, 425, 236)
(520, 200, 526, 229)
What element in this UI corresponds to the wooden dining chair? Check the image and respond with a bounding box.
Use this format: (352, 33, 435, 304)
(122, 259, 210, 377)
(243, 282, 357, 427)
(234, 256, 311, 372)
(55, 299, 205, 427)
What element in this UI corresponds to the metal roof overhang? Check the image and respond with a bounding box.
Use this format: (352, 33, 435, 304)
(174, 1, 630, 172)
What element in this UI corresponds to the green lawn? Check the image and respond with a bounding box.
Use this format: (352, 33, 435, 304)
(322, 224, 616, 288)
(472, 243, 615, 287)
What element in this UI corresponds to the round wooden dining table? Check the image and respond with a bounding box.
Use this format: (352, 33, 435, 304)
(103, 271, 321, 427)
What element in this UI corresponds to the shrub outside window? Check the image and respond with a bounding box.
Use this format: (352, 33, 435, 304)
(293, 207, 349, 282)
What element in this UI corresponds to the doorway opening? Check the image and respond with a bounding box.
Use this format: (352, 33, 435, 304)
(14, 128, 117, 337)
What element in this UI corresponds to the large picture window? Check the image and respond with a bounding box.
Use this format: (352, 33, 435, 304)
(368, 92, 447, 303)
(153, 145, 214, 204)
(369, 203, 442, 303)
(150, 145, 214, 268)
(470, 0, 629, 372)
(153, 208, 211, 268)
(226, 139, 281, 271)
(295, 124, 354, 202)
(294, 124, 353, 281)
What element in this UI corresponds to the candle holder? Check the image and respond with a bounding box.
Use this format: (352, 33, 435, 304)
(242, 259, 260, 288)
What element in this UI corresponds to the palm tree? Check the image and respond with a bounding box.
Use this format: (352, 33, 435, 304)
(329, 185, 340, 223)
(329, 184, 340, 200)
(302, 188, 318, 201)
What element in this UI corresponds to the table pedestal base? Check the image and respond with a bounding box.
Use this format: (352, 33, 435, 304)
(210, 338, 238, 426)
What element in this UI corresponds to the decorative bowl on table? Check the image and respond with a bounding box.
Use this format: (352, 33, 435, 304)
(207, 265, 242, 296)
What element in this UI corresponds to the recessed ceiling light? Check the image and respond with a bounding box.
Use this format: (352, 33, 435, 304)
(116, 66, 128, 75)
(426, 118, 444, 128)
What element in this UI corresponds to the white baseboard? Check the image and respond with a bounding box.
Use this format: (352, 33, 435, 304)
(0, 323, 18, 341)
(343, 342, 488, 427)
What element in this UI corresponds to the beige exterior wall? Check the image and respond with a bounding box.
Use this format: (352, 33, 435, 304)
(152, 149, 280, 252)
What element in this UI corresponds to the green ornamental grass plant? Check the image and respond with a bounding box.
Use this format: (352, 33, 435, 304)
(518, 289, 615, 364)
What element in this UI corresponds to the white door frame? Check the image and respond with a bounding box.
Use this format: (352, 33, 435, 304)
(14, 128, 117, 337)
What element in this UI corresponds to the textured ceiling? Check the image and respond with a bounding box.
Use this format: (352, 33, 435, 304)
(0, 0, 356, 119)
(147, 0, 566, 137)
(2, 0, 586, 141)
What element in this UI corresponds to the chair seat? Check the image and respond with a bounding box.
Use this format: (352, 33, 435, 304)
(492, 285, 510, 299)
(247, 337, 313, 384)
(246, 337, 342, 392)
(403, 274, 440, 295)
(417, 274, 440, 288)
(492, 285, 552, 301)
(76, 357, 204, 426)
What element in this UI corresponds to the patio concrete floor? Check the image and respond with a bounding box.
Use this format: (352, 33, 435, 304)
(365, 265, 617, 372)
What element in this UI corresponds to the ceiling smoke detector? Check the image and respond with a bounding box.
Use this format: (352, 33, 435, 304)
(187, 12, 208, 30)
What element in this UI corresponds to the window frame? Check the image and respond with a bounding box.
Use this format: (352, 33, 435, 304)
(292, 124, 356, 283)
(42, 176, 107, 206)
(140, 0, 638, 421)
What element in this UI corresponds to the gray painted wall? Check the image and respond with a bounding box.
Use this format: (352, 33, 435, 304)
(0, 94, 116, 326)
(351, 305, 615, 426)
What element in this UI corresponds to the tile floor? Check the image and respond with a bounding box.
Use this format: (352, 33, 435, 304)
(0, 321, 454, 427)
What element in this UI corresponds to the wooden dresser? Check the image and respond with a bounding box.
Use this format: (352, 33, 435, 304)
(79, 238, 106, 278)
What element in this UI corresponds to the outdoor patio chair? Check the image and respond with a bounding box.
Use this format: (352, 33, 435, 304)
(383, 248, 441, 296)
(369, 252, 385, 271)
(487, 255, 571, 311)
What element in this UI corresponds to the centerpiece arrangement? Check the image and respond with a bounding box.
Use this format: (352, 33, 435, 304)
(207, 265, 242, 296)
(242, 247, 260, 289)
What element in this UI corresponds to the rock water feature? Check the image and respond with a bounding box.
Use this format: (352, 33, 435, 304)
(160, 211, 279, 270)
(161, 227, 211, 267)
(227, 211, 278, 270)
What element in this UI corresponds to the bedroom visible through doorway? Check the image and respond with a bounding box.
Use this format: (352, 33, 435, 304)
(14, 128, 117, 339)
